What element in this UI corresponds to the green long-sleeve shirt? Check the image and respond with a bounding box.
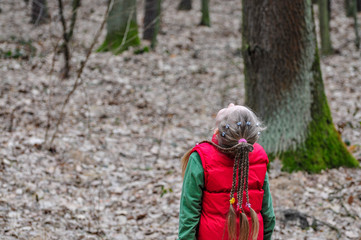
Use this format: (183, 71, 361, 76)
(178, 152, 276, 240)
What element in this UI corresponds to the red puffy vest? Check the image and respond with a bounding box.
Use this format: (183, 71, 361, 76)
(190, 137, 269, 240)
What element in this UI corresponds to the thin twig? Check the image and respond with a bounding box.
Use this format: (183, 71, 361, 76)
(68, 0, 81, 42)
(58, 0, 68, 41)
(155, 82, 170, 163)
(119, 7, 135, 49)
(80, 82, 92, 139)
(44, 38, 61, 143)
(46, 1, 112, 148)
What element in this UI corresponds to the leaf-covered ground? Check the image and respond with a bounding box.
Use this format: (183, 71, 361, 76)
(0, 0, 360, 239)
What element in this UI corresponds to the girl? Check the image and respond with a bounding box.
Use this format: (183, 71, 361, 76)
(178, 104, 275, 240)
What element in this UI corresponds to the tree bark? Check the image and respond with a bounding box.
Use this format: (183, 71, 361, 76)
(177, 0, 192, 11)
(98, 0, 140, 54)
(143, 0, 161, 49)
(319, 0, 333, 55)
(242, 0, 358, 172)
(199, 0, 210, 27)
(31, 0, 49, 24)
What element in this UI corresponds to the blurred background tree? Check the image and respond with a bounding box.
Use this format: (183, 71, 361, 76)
(58, 0, 81, 78)
(242, 0, 359, 172)
(143, 0, 162, 49)
(98, 0, 140, 54)
(345, 0, 361, 16)
(31, 0, 49, 24)
(178, 0, 192, 10)
(200, 0, 210, 26)
(351, 0, 360, 48)
(318, 0, 333, 55)
(177, 0, 210, 26)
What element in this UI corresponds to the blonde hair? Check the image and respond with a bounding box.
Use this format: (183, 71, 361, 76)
(181, 105, 265, 240)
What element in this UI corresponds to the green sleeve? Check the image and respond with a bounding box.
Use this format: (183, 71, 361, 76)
(261, 172, 276, 240)
(178, 152, 204, 240)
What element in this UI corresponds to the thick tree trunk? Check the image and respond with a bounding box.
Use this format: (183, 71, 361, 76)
(319, 0, 333, 55)
(358, 0, 361, 11)
(143, 0, 161, 49)
(31, 0, 49, 24)
(177, 0, 192, 11)
(98, 0, 140, 54)
(199, 0, 210, 26)
(242, 0, 358, 172)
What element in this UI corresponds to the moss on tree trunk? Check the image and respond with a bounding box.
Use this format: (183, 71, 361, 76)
(242, 0, 358, 172)
(280, 49, 358, 172)
(97, 0, 140, 54)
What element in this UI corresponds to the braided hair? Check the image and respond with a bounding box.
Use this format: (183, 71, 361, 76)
(181, 105, 265, 240)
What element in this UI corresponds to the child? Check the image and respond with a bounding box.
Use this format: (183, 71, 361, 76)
(178, 104, 275, 240)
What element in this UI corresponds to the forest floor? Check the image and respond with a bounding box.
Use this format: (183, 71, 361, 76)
(1, 0, 361, 239)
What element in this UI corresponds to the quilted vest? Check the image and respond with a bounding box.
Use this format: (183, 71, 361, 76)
(190, 136, 268, 240)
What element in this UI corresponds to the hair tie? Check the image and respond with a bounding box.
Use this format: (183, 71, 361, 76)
(238, 138, 247, 143)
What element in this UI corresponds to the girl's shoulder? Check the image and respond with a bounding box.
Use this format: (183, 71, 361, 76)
(250, 143, 269, 164)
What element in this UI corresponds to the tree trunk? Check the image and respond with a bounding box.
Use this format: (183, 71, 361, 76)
(346, 0, 361, 14)
(143, 0, 161, 49)
(178, 0, 192, 11)
(97, 0, 140, 54)
(199, 0, 210, 26)
(352, 0, 360, 48)
(319, 0, 333, 55)
(345, 0, 354, 16)
(31, 0, 49, 24)
(242, 0, 358, 172)
(58, 0, 81, 79)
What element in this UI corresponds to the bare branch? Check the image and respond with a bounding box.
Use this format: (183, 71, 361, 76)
(46, 1, 112, 147)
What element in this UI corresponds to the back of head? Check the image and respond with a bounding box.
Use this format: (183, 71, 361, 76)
(215, 105, 265, 148)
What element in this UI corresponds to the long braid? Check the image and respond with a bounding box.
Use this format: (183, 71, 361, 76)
(236, 149, 245, 209)
(230, 152, 239, 199)
(244, 150, 250, 205)
(243, 147, 259, 240)
(237, 146, 248, 240)
(226, 149, 239, 240)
